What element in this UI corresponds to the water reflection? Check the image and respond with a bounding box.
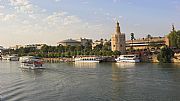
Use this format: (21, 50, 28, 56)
(73, 62, 98, 68)
(111, 63, 126, 101)
(20, 68, 45, 79)
(113, 63, 136, 68)
(1, 62, 180, 101)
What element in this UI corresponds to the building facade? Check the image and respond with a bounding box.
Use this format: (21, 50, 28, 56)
(111, 22, 126, 54)
(25, 44, 46, 50)
(9, 45, 23, 50)
(77, 38, 93, 47)
(126, 36, 168, 50)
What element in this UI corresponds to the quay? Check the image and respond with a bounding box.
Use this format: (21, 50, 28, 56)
(42, 57, 116, 63)
(42, 58, 75, 63)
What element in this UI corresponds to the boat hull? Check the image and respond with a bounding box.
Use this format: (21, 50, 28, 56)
(20, 63, 45, 69)
(116, 59, 140, 63)
(115, 54, 140, 63)
(74, 56, 102, 63)
(75, 60, 100, 63)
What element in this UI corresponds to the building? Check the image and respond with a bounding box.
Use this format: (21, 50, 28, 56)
(92, 39, 109, 49)
(25, 44, 46, 49)
(92, 40, 103, 49)
(58, 39, 81, 46)
(77, 38, 93, 47)
(126, 36, 168, 50)
(111, 21, 126, 54)
(0, 46, 5, 53)
(9, 45, 23, 50)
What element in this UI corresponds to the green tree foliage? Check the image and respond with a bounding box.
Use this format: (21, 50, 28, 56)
(5, 39, 115, 58)
(168, 31, 177, 48)
(168, 26, 180, 48)
(112, 50, 121, 56)
(157, 45, 174, 63)
(176, 31, 180, 48)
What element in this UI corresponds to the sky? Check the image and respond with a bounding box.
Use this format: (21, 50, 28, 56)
(0, 0, 180, 47)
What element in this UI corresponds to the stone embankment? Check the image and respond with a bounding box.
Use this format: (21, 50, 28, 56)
(173, 53, 180, 63)
(42, 57, 116, 63)
(42, 54, 180, 63)
(43, 58, 74, 63)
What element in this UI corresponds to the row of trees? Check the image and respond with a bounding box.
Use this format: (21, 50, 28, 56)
(4, 40, 121, 58)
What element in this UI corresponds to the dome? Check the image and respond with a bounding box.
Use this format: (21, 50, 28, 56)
(58, 39, 81, 43)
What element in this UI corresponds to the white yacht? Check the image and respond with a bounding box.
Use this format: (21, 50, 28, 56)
(19, 56, 34, 62)
(74, 56, 102, 63)
(2, 54, 19, 61)
(115, 54, 140, 63)
(20, 56, 45, 69)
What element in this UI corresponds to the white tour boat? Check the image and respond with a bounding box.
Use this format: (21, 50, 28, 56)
(20, 56, 45, 69)
(115, 54, 140, 63)
(2, 54, 19, 61)
(19, 56, 34, 62)
(74, 56, 102, 63)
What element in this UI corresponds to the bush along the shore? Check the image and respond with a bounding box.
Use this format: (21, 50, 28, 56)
(157, 45, 174, 63)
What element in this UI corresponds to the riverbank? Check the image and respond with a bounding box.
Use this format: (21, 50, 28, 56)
(42, 55, 180, 63)
(151, 53, 180, 63)
(42, 58, 75, 63)
(42, 56, 116, 63)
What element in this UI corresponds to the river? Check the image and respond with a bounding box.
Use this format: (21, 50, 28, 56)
(0, 61, 180, 101)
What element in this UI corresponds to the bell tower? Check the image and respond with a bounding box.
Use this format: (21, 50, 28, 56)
(111, 21, 126, 54)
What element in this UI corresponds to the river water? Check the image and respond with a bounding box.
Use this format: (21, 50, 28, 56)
(0, 61, 180, 101)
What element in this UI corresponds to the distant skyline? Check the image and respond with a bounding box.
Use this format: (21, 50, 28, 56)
(0, 0, 180, 47)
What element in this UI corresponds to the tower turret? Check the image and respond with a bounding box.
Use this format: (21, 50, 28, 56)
(116, 21, 121, 34)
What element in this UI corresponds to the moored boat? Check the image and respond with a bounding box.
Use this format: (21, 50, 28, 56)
(2, 54, 19, 61)
(19, 56, 34, 62)
(115, 54, 140, 63)
(74, 56, 102, 63)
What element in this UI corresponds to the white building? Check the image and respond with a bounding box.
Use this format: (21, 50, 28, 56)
(79, 38, 92, 47)
(25, 44, 46, 49)
(0, 46, 5, 53)
(9, 45, 23, 50)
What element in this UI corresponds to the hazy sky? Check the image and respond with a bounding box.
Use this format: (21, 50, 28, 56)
(0, 0, 180, 47)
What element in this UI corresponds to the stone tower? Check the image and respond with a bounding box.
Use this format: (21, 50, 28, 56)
(111, 21, 126, 54)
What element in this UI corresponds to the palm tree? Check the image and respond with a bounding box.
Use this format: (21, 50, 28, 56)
(147, 34, 152, 50)
(131, 33, 135, 52)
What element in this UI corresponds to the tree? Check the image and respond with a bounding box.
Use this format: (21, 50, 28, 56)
(147, 34, 152, 50)
(168, 25, 180, 48)
(130, 33, 135, 51)
(112, 50, 121, 56)
(102, 40, 111, 51)
(157, 45, 174, 63)
(176, 30, 180, 48)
